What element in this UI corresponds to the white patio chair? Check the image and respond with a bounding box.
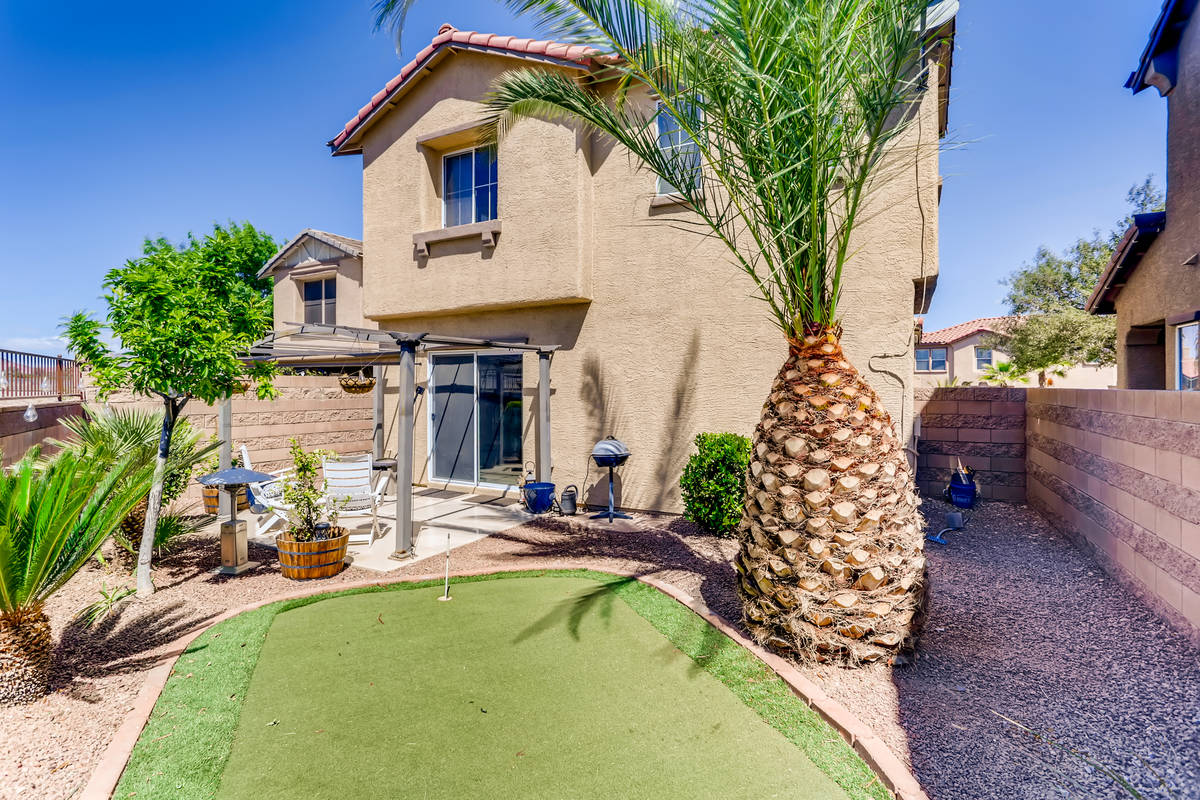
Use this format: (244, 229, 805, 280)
(240, 445, 292, 537)
(322, 453, 383, 547)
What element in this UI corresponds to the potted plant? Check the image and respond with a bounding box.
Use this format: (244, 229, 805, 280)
(274, 438, 349, 580)
(199, 443, 249, 515)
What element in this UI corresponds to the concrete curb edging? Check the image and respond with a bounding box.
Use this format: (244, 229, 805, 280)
(81, 567, 927, 800)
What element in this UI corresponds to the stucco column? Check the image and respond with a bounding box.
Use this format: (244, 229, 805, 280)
(536, 350, 552, 483)
(391, 343, 417, 560)
(372, 364, 385, 459)
(217, 396, 232, 517)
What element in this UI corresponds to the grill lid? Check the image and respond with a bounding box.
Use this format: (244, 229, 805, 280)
(591, 436, 631, 458)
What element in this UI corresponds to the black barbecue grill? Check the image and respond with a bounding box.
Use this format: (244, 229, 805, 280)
(590, 437, 631, 522)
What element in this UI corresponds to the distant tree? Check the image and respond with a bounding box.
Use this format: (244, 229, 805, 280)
(989, 178, 1164, 385)
(64, 223, 278, 597)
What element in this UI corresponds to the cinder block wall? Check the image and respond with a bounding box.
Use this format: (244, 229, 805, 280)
(0, 400, 84, 466)
(100, 376, 374, 505)
(1026, 388, 1200, 645)
(914, 387, 1027, 501)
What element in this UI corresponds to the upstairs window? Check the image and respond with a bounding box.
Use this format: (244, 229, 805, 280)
(303, 277, 336, 325)
(656, 102, 701, 196)
(443, 145, 498, 227)
(974, 346, 993, 371)
(915, 347, 947, 372)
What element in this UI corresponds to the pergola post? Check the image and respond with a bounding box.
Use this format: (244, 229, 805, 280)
(372, 364, 384, 459)
(217, 396, 233, 517)
(391, 342, 417, 560)
(536, 350, 552, 482)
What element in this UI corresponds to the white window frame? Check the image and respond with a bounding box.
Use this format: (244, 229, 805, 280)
(441, 145, 498, 229)
(655, 101, 701, 196)
(301, 276, 336, 325)
(1177, 321, 1200, 390)
(974, 346, 993, 372)
(915, 347, 947, 373)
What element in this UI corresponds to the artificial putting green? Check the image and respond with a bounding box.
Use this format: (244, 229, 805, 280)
(115, 571, 889, 800)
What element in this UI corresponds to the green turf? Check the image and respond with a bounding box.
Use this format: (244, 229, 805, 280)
(115, 571, 889, 800)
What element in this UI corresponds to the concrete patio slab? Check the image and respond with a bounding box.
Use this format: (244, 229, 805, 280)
(246, 488, 533, 573)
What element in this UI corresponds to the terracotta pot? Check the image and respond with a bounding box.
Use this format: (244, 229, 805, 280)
(275, 528, 350, 580)
(202, 485, 249, 516)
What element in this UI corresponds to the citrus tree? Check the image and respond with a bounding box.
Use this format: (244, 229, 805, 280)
(378, 0, 943, 665)
(65, 223, 277, 597)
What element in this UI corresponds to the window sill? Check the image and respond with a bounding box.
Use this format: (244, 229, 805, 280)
(413, 220, 502, 258)
(649, 193, 692, 210)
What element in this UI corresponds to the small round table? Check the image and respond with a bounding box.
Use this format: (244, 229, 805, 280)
(372, 458, 398, 496)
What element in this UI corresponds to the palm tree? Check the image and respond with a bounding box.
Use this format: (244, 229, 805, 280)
(377, 0, 943, 665)
(0, 449, 153, 704)
(47, 405, 218, 554)
(980, 361, 1030, 387)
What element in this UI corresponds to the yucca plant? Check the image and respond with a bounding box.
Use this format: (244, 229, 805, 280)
(0, 449, 153, 703)
(48, 405, 218, 555)
(378, 0, 942, 665)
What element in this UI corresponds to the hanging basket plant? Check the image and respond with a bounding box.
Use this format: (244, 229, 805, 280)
(338, 372, 376, 395)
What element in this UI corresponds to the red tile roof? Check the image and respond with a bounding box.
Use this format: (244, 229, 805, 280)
(328, 23, 598, 155)
(919, 316, 1018, 345)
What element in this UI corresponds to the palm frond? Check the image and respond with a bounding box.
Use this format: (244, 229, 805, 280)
(0, 448, 154, 614)
(478, 0, 938, 338)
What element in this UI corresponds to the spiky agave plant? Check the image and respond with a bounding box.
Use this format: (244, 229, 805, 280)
(379, 0, 941, 664)
(0, 449, 153, 703)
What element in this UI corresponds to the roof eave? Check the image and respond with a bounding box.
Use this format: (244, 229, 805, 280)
(1085, 212, 1167, 314)
(259, 229, 364, 278)
(328, 43, 593, 157)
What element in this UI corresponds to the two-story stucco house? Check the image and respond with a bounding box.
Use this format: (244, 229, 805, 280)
(913, 316, 1116, 388)
(272, 11, 957, 514)
(1087, 0, 1200, 390)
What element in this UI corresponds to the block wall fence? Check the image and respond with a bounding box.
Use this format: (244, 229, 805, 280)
(96, 375, 374, 505)
(913, 387, 1027, 501)
(1025, 388, 1200, 645)
(915, 385, 1200, 645)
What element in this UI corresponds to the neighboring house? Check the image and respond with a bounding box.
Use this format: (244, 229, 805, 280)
(259, 229, 370, 331)
(913, 316, 1115, 388)
(1087, 0, 1200, 389)
(305, 10, 956, 513)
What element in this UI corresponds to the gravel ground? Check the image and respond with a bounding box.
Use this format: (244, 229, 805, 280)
(3, 500, 1198, 800)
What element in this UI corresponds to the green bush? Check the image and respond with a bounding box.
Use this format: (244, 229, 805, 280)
(680, 432, 751, 536)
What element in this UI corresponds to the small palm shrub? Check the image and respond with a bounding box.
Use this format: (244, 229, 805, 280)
(0, 449, 153, 703)
(49, 405, 218, 551)
(680, 433, 751, 536)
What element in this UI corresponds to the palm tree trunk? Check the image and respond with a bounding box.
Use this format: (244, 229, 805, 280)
(0, 606, 52, 705)
(735, 332, 927, 666)
(136, 396, 186, 597)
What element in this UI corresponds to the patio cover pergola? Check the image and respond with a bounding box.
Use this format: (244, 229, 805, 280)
(238, 322, 559, 559)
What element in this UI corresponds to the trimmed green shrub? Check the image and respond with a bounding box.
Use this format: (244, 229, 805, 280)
(680, 432, 751, 536)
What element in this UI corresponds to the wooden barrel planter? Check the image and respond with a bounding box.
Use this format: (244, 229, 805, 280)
(202, 486, 249, 516)
(275, 529, 349, 580)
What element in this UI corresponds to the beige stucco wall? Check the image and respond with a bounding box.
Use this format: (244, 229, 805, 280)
(913, 332, 1115, 389)
(358, 49, 944, 513)
(1111, 15, 1200, 389)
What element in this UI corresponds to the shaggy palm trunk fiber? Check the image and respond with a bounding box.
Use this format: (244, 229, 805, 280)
(734, 333, 927, 666)
(0, 606, 52, 704)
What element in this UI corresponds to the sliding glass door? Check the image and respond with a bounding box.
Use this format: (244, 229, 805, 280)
(429, 353, 523, 486)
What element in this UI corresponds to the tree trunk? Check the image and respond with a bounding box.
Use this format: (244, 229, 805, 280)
(0, 606, 52, 705)
(734, 333, 927, 666)
(136, 397, 186, 598)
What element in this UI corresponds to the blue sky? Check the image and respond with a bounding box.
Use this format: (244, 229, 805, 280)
(0, 0, 1168, 352)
